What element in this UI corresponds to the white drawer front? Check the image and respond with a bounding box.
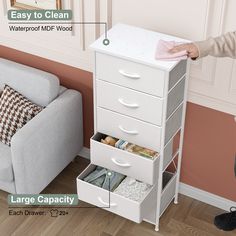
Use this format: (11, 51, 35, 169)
(97, 80, 164, 125)
(90, 133, 160, 185)
(97, 107, 162, 152)
(77, 164, 155, 223)
(96, 53, 166, 97)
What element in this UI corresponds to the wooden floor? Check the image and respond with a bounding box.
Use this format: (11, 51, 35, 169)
(0, 157, 234, 236)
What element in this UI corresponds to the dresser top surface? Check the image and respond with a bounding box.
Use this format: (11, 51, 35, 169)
(90, 24, 190, 71)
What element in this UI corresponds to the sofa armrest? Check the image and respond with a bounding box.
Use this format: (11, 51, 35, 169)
(11, 90, 83, 194)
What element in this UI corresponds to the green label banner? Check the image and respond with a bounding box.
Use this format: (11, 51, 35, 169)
(8, 194, 78, 206)
(8, 10, 72, 21)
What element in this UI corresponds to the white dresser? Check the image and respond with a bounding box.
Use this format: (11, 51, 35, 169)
(77, 24, 189, 231)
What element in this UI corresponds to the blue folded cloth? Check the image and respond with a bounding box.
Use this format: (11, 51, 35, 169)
(83, 166, 125, 191)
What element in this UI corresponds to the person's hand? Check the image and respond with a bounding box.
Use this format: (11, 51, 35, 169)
(169, 43, 199, 59)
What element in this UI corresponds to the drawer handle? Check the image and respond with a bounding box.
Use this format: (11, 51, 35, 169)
(111, 158, 131, 168)
(98, 197, 117, 207)
(119, 125, 138, 135)
(118, 98, 139, 108)
(119, 70, 141, 79)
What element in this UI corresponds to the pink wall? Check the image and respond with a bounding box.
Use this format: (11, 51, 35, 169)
(182, 103, 236, 201)
(0, 45, 235, 201)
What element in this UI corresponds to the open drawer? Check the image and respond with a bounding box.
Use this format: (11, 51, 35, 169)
(91, 133, 160, 185)
(77, 164, 156, 223)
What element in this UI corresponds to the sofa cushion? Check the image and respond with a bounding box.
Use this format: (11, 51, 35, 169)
(0, 58, 60, 107)
(0, 85, 43, 146)
(0, 142, 14, 182)
(59, 86, 67, 95)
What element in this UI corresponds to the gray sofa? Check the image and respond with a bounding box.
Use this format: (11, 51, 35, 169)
(0, 58, 83, 194)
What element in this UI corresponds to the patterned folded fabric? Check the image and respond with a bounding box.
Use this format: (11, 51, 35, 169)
(113, 177, 152, 202)
(0, 85, 43, 146)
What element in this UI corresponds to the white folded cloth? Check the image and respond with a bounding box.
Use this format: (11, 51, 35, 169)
(113, 177, 152, 202)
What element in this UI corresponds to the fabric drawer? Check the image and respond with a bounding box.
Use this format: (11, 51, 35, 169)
(90, 133, 160, 185)
(165, 104, 183, 145)
(77, 164, 156, 223)
(166, 78, 185, 119)
(169, 60, 187, 91)
(96, 80, 164, 126)
(160, 172, 177, 216)
(96, 53, 166, 97)
(163, 139, 174, 171)
(96, 107, 162, 152)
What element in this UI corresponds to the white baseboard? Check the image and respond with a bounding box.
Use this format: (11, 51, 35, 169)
(77, 146, 236, 211)
(78, 147, 90, 160)
(179, 183, 236, 212)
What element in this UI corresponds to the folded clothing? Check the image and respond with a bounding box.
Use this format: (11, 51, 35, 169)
(113, 177, 152, 202)
(115, 139, 129, 150)
(83, 166, 125, 191)
(115, 139, 158, 160)
(126, 144, 158, 160)
(155, 39, 187, 61)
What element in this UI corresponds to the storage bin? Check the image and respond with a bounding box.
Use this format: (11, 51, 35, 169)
(90, 132, 160, 185)
(77, 164, 156, 223)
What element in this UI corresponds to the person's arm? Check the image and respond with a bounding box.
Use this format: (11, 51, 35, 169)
(169, 31, 236, 59)
(195, 32, 236, 58)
